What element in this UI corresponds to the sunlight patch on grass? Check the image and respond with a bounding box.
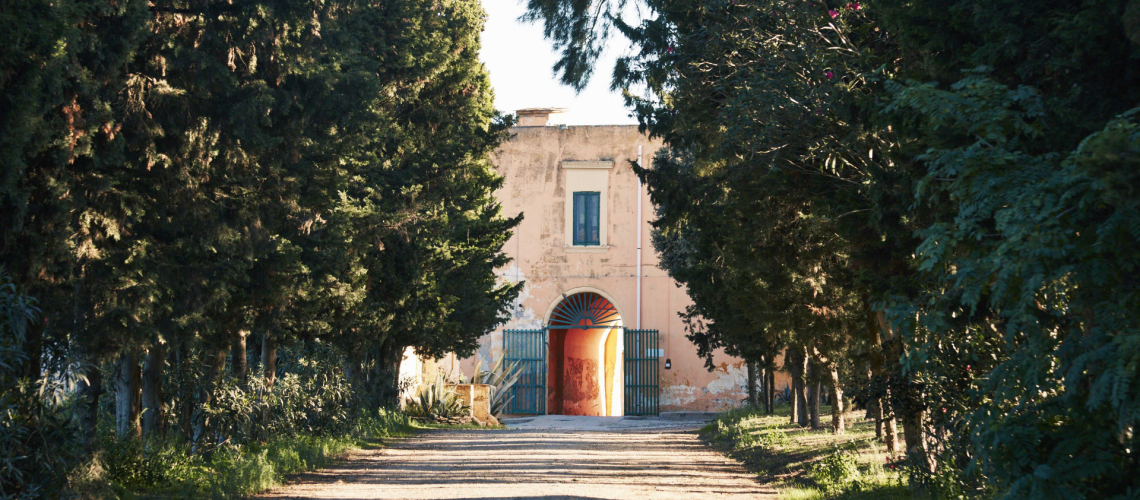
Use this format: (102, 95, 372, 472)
(702, 405, 925, 500)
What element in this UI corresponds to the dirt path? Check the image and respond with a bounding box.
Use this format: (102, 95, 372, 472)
(259, 416, 776, 499)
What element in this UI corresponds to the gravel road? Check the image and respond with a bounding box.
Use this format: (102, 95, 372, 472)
(258, 416, 775, 499)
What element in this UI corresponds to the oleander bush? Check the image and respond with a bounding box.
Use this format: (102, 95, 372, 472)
(0, 272, 80, 498)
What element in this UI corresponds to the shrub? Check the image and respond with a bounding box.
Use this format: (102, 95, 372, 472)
(99, 435, 200, 490)
(754, 428, 791, 450)
(0, 272, 80, 498)
(810, 445, 863, 490)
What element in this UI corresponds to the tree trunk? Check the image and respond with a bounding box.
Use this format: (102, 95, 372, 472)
(795, 378, 808, 426)
(866, 369, 882, 438)
(877, 312, 924, 464)
(868, 309, 899, 454)
(796, 352, 809, 427)
(192, 348, 227, 453)
(344, 356, 359, 386)
(175, 343, 193, 440)
(884, 404, 899, 455)
(903, 406, 927, 465)
(377, 341, 405, 407)
(115, 348, 142, 439)
(829, 365, 845, 434)
(759, 363, 767, 411)
(869, 396, 883, 437)
(142, 342, 166, 437)
(261, 331, 277, 387)
(25, 319, 44, 380)
(232, 330, 248, 384)
(808, 366, 822, 429)
(787, 351, 801, 425)
(77, 363, 103, 447)
(747, 359, 759, 409)
(74, 262, 102, 447)
(766, 366, 775, 414)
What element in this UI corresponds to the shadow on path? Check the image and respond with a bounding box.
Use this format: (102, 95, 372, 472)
(259, 427, 777, 499)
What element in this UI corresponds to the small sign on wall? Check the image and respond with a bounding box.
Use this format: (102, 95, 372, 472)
(647, 348, 665, 357)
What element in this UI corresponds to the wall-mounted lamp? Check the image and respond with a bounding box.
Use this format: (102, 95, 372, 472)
(664, 358, 672, 370)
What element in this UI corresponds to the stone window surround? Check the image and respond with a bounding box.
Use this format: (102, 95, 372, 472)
(562, 160, 614, 251)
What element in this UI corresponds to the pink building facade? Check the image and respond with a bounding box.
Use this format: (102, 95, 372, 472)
(458, 109, 784, 415)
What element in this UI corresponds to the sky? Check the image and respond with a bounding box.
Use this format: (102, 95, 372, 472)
(478, 0, 639, 126)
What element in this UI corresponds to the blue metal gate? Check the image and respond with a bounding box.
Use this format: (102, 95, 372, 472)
(623, 328, 660, 416)
(503, 329, 546, 414)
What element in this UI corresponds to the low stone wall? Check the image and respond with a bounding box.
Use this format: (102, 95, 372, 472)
(450, 383, 495, 425)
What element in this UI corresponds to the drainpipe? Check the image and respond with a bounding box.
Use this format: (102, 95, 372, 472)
(636, 145, 643, 330)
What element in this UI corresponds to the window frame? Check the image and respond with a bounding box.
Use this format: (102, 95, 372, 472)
(572, 191, 601, 246)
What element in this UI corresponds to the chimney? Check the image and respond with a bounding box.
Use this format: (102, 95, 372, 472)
(515, 107, 568, 127)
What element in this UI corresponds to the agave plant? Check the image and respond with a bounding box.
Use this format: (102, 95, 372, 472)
(775, 385, 793, 405)
(405, 372, 466, 418)
(466, 351, 523, 416)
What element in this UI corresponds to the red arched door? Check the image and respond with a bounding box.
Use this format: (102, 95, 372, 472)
(546, 292, 622, 416)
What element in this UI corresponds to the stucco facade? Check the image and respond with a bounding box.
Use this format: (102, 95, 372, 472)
(452, 110, 794, 414)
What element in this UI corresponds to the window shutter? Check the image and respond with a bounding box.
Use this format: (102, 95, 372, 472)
(571, 191, 601, 246)
(588, 192, 600, 245)
(573, 192, 585, 245)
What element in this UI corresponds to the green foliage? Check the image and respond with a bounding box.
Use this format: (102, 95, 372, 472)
(199, 344, 354, 447)
(810, 445, 863, 488)
(196, 436, 356, 498)
(98, 435, 199, 491)
(525, 0, 1140, 498)
(0, 271, 79, 498)
(96, 409, 410, 497)
(353, 408, 414, 441)
(888, 75, 1140, 499)
(703, 408, 920, 499)
(1, 0, 518, 496)
(705, 408, 792, 451)
(754, 428, 793, 451)
(99, 433, 357, 498)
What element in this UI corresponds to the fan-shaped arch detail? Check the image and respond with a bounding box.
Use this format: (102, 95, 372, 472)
(548, 292, 621, 329)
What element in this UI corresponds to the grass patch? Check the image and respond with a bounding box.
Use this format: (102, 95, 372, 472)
(93, 409, 418, 499)
(701, 405, 926, 500)
(192, 434, 358, 498)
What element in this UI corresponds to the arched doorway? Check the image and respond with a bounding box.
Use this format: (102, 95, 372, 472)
(546, 292, 623, 416)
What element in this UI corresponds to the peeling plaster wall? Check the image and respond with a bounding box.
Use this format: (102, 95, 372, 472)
(455, 124, 791, 413)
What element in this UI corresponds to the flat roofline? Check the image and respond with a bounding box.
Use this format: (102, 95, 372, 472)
(515, 107, 570, 115)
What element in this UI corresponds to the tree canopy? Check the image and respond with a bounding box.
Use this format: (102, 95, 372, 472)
(1, 0, 518, 495)
(524, 0, 1140, 497)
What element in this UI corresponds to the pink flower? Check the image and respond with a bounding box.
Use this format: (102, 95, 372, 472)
(942, 407, 947, 413)
(966, 365, 971, 371)
(848, 2, 861, 10)
(825, 70, 834, 79)
(829, 9, 838, 18)
(667, 46, 674, 54)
